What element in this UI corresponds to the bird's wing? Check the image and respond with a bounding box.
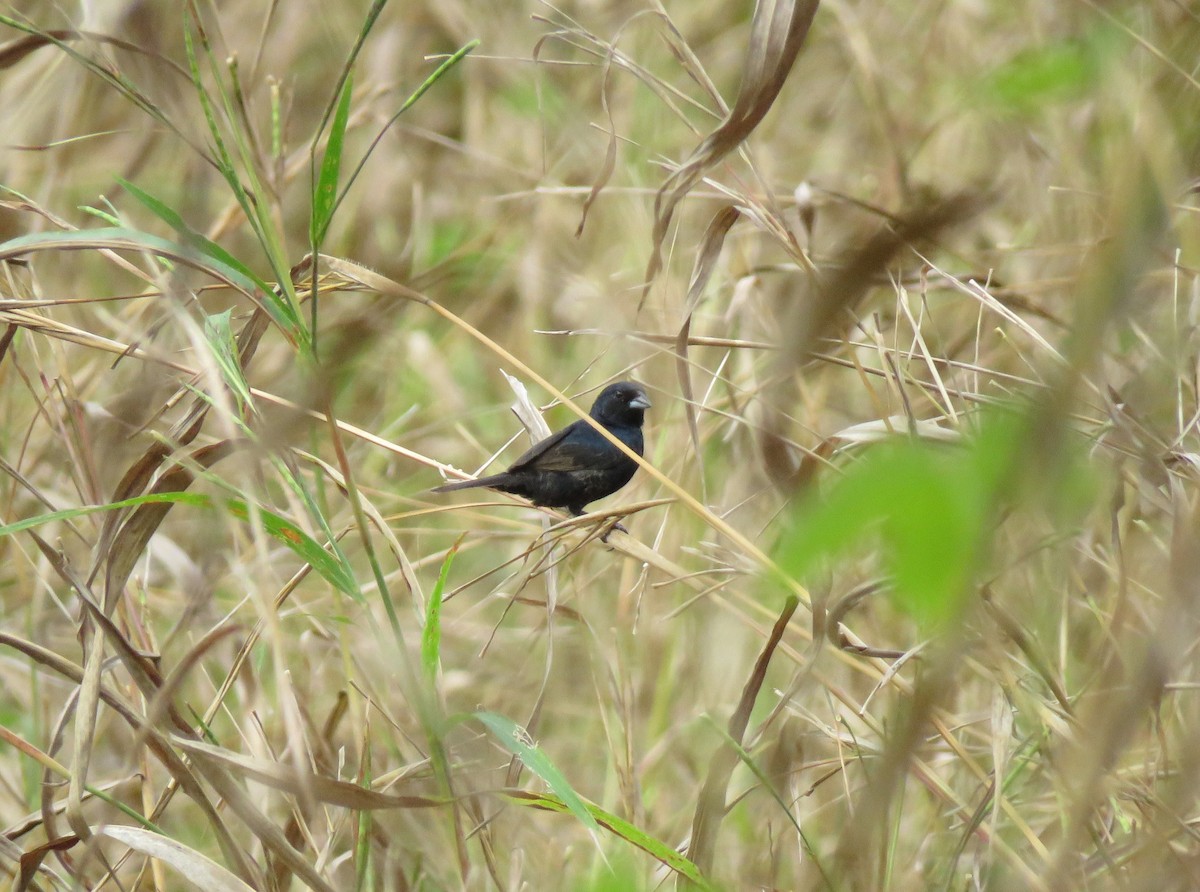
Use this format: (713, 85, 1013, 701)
(509, 422, 629, 473)
(506, 424, 578, 472)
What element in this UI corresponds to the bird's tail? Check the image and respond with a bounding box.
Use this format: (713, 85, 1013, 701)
(431, 474, 508, 494)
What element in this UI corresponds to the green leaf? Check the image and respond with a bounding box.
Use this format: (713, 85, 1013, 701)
(333, 40, 478, 218)
(312, 70, 354, 245)
(0, 491, 358, 600)
(421, 539, 461, 685)
(977, 29, 1117, 115)
(988, 43, 1092, 106)
(473, 711, 600, 833)
(203, 309, 254, 413)
(503, 790, 717, 890)
(395, 39, 478, 116)
(881, 446, 979, 624)
(776, 415, 1025, 627)
(182, 20, 244, 215)
(308, 0, 387, 249)
(225, 499, 360, 598)
(183, 10, 308, 354)
(265, 455, 359, 601)
(778, 404, 1098, 627)
(0, 227, 257, 293)
(118, 177, 273, 296)
(0, 492, 210, 539)
(0, 224, 307, 348)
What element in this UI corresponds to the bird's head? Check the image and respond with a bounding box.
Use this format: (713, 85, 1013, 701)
(590, 381, 651, 427)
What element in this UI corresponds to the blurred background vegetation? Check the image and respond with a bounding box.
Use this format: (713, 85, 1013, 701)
(1, 1, 1199, 889)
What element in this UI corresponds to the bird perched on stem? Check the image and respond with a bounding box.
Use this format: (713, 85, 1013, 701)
(433, 381, 651, 520)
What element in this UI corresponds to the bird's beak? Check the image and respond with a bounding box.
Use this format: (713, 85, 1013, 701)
(630, 393, 652, 410)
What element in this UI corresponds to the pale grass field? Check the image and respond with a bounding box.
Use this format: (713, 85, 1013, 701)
(0, 1, 1198, 890)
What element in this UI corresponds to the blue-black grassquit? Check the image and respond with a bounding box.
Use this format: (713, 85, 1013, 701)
(433, 381, 651, 516)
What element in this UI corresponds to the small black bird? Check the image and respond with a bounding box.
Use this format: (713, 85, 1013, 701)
(433, 381, 651, 518)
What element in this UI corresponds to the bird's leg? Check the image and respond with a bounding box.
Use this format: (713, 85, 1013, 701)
(601, 523, 627, 544)
(598, 514, 629, 542)
(568, 506, 628, 543)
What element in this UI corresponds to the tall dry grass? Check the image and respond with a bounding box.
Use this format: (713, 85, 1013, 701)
(0, 1, 1199, 889)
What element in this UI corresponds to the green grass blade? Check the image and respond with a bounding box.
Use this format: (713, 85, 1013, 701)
(223, 498, 359, 598)
(0, 492, 209, 539)
(0, 226, 257, 293)
(311, 71, 354, 247)
(421, 538, 461, 686)
(396, 40, 479, 115)
(0, 226, 308, 339)
(312, 0, 387, 140)
(183, 8, 307, 352)
(117, 177, 273, 295)
(333, 40, 478, 221)
(473, 711, 601, 834)
(699, 716, 831, 880)
(182, 19, 252, 227)
(0, 490, 357, 598)
(265, 454, 361, 599)
(202, 309, 254, 413)
(503, 790, 717, 890)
